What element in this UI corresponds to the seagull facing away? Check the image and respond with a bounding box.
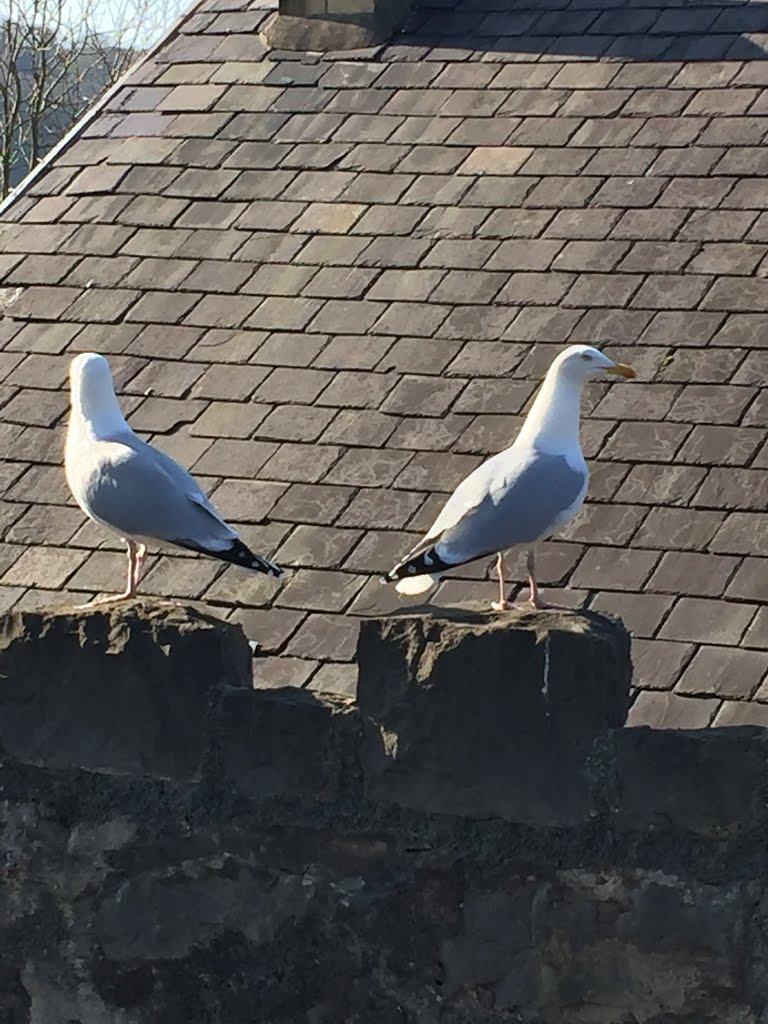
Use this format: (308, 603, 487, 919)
(383, 344, 635, 611)
(65, 352, 283, 605)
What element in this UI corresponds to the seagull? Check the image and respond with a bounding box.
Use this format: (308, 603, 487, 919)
(383, 344, 635, 611)
(64, 352, 283, 604)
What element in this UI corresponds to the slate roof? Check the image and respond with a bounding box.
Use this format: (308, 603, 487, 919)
(1, 0, 768, 726)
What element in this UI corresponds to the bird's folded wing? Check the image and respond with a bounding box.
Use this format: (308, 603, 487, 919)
(76, 439, 236, 549)
(429, 450, 587, 567)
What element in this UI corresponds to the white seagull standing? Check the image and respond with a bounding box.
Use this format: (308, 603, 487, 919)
(65, 352, 283, 604)
(383, 344, 635, 610)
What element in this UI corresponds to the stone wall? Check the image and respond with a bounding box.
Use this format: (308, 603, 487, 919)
(0, 601, 766, 1024)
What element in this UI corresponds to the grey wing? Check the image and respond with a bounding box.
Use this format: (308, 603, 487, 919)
(135, 437, 228, 524)
(79, 441, 237, 550)
(435, 451, 587, 565)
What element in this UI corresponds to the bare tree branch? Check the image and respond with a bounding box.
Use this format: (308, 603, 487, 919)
(0, 0, 187, 198)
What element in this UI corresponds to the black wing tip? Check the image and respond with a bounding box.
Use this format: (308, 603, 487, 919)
(224, 540, 283, 577)
(386, 546, 451, 582)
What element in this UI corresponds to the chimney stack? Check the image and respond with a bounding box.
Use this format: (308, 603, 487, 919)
(263, 0, 413, 50)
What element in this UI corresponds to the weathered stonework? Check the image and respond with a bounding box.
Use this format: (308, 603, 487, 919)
(263, 0, 412, 49)
(0, 602, 766, 1023)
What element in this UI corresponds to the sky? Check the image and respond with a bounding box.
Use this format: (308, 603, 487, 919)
(36, 0, 187, 46)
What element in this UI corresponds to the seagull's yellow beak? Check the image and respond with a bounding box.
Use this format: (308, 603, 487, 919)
(605, 362, 636, 379)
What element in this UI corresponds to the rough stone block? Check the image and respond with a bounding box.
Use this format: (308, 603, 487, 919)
(216, 686, 359, 803)
(595, 725, 768, 835)
(357, 607, 631, 825)
(0, 600, 250, 780)
(264, 0, 412, 49)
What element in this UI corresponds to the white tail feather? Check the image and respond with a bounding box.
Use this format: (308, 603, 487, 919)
(395, 573, 440, 597)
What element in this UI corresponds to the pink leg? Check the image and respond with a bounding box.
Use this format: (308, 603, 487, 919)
(77, 540, 138, 608)
(132, 543, 147, 592)
(526, 548, 550, 610)
(490, 552, 513, 612)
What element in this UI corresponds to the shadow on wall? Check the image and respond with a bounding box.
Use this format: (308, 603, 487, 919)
(1, 601, 768, 1023)
(401, 0, 768, 61)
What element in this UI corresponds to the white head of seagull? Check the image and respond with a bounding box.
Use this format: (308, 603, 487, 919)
(552, 343, 636, 384)
(68, 351, 127, 438)
(515, 343, 635, 454)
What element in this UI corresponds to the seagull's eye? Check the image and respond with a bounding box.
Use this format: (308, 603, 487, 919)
(580, 352, 593, 361)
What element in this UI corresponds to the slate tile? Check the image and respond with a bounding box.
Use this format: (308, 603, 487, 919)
(611, 209, 688, 241)
(525, 176, 601, 209)
(431, 271, 507, 306)
(368, 269, 445, 302)
(635, 507, 725, 552)
(310, 299, 387, 334)
(313, 335, 394, 372)
(297, 236, 371, 266)
(660, 597, 757, 645)
(649, 551, 740, 598)
(712, 313, 768, 348)
(5, 505, 83, 547)
(390, 117, 461, 146)
(462, 178, 536, 210)
(564, 273, 642, 309)
(591, 176, 666, 208)
(712, 512, 768, 557)
(715, 146, 768, 176)
(292, 202, 365, 234)
(286, 613, 360, 662)
(480, 210, 555, 241)
(380, 375, 464, 417)
(394, 452, 482, 493)
(622, 88, 692, 117)
(679, 210, 758, 242)
(589, 591, 674, 639)
(584, 148, 658, 177)
(317, 370, 397, 409)
(570, 546, 660, 591)
(632, 116, 708, 147)
(668, 385, 755, 425)
(229, 606, 304, 655)
(354, 207, 428, 239)
(276, 525, 361, 571)
(720, 180, 768, 212)
(2, 545, 87, 589)
(271, 483, 354, 525)
(420, 240, 498, 271)
(276, 568, 365, 613)
(343, 529, 422, 575)
(544, 209, 620, 240)
(497, 272, 574, 307)
(324, 447, 413, 488)
(678, 425, 763, 466)
(193, 438, 277, 478)
(744, 607, 768, 649)
(650, 147, 724, 177)
(628, 691, 719, 729)
(631, 638, 694, 692)
(1, 390, 68, 429)
(593, 383, 679, 421)
(338, 487, 424, 531)
(372, 302, 450, 338)
(481, 240, 558, 274)
(388, 415, 469, 453)
(726, 557, 768, 603)
(558, 503, 647, 546)
(346, 575, 410, 617)
(602, 422, 691, 463)
(713, 701, 768, 727)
